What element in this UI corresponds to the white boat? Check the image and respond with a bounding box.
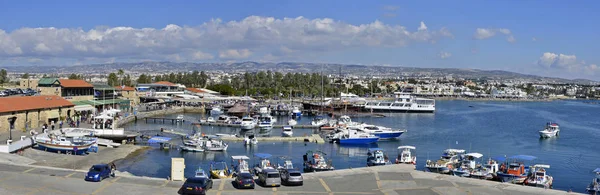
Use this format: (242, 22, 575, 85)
(210, 106, 223, 115)
(180, 145, 204, 152)
(452, 152, 483, 177)
(205, 117, 216, 123)
(202, 138, 228, 151)
(288, 119, 297, 126)
(396, 146, 416, 165)
(176, 115, 184, 121)
(33, 129, 97, 155)
(366, 148, 390, 166)
(311, 116, 328, 127)
(339, 92, 367, 105)
(425, 149, 466, 174)
(470, 158, 498, 180)
(363, 92, 435, 113)
(291, 106, 302, 118)
(258, 115, 275, 129)
(277, 156, 294, 170)
(240, 116, 256, 130)
(244, 134, 258, 145)
(352, 124, 405, 139)
(586, 168, 600, 194)
(539, 122, 560, 138)
(216, 115, 231, 124)
(194, 167, 209, 178)
(282, 126, 294, 137)
(525, 164, 553, 188)
(231, 156, 251, 174)
(253, 153, 275, 174)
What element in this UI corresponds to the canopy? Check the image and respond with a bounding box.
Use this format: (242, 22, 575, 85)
(492, 155, 506, 162)
(94, 115, 113, 120)
(593, 168, 600, 173)
(147, 136, 172, 144)
(532, 164, 550, 169)
(74, 104, 95, 112)
(444, 149, 466, 153)
(254, 153, 272, 159)
(369, 148, 384, 151)
(231, 156, 250, 160)
(465, 153, 484, 158)
(509, 155, 537, 161)
(398, 146, 416, 150)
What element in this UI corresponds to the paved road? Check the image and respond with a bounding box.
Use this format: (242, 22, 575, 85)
(0, 163, 580, 195)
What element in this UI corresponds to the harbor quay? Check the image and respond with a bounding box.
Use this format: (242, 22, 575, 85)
(0, 162, 580, 195)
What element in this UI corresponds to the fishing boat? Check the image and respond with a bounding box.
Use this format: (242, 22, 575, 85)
(303, 150, 334, 172)
(194, 167, 209, 178)
(243, 134, 258, 145)
(311, 116, 328, 127)
(216, 115, 231, 124)
(288, 118, 297, 126)
(586, 168, 600, 194)
(180, 144, 205, 152)
(366, 148, 390, 166)
(282, 126, 294, 137)
(291, 106, 302, 118)
(231, 155, 251, 176)
(335, 128, 379, 145)
(452, 153, 483, 177)
(210, 161, 233, 179)
(363, 92, 435, 113)
(353, 124, 405, 139)
(202, 138, 228, 151)
(395, 146, 416, 165)
(33, 129, 97, 155)
(539, 122, 560, 138)
(496, 155, 537, 184)
(425, 149, 466, 174)
(470, 158, 499, 180)
(240, 116, 256, 130)
(277, 156, 294, 170)
(253, 153, 275, 174)
(525, 164, 553, 188)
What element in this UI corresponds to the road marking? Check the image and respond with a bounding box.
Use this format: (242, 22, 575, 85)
(92, 180, 116, 195)
(111, 176, 122, 183)
(216, 180, 226, 195)
(23, 168, 36, 173)
(64, 172, 77, 178)
(160, 180, 169, 187)
(374, 171, 381, 189)
(318, 178, 331, 193)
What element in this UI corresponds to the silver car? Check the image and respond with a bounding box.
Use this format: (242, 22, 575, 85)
(280, 169, 303, 186)
(258, 169, 281, 187)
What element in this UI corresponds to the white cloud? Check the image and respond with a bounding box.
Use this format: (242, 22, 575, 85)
(474, 28, 515, 42)
(536, 52, 594, 72)
(0, 16, 453, 64)
(219, 49, 252, 59)
(438, 51, 451, 59)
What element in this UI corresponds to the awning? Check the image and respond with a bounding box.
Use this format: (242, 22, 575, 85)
(47, 110, 59, 119)
(74, 105, 95, 112)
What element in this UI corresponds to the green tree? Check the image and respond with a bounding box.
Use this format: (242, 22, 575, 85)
(21, 73, 30, 79)
(123, 74, 133, 86)
(0, 69, 7, 84)
(68, 74, 81, 80)
(137, 74, 149, 84)
(117, 69, 125, 85)
(107, 73, 119, 86)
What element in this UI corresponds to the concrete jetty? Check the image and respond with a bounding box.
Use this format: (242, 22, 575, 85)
(219, 134, 325, 143)
(192, 121, 319, 129)
(0, 162, 580, 195)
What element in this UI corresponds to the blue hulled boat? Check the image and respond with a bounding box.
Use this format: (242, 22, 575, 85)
(337, 129, 379, 145)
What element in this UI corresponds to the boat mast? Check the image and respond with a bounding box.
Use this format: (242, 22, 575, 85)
(320, 64, 324, 114)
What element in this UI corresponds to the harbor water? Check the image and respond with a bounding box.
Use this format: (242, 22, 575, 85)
(116, 100, 600, 193)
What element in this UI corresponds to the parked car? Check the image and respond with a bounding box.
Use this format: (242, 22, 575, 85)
(0, 92, 6, 97)
(280, 169, 303, 186)
(84, 164, 112, 182)
(178, 177, 213, 195)
(258, 169, 281, 187)
(234, 172, 255, 189)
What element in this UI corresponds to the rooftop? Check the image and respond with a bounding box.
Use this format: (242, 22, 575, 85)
(114, 86, 135, 91)
(0, 95, 74, 113)
(153, 81, 176, 86)
(185, 88, 206, 93)
(58, 79, 93, 88)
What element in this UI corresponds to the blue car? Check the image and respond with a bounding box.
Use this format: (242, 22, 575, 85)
(85, 164, 113, 182)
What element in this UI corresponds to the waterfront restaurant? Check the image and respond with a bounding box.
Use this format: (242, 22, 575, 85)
(0, 96, 75, 132)
(37, 78, 94, 102)
(136, 81, 185, 97)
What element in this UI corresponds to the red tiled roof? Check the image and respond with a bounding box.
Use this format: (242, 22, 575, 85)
(153, 81, 176, 86)
(185, 88, 206, 93)
(0, 95, 74, 113)
(114, 86, 135, 91)
(58, 79, 93, 88)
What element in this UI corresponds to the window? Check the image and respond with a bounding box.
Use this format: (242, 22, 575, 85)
(267, 173, 280, 178)
(289, 172, 301, 176)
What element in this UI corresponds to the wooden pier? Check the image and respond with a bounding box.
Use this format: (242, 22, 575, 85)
(144, 117, 185, 124)
(219, 134, 325, 143)
(191, 122, 318, 129)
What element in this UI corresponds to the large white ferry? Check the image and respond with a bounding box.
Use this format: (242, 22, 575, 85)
(363, 92, 435, 113)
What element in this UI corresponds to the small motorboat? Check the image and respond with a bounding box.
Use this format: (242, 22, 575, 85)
(525, 164, 553, 188)
(240, 116, 256, 130)
(277, 156, 295, 170)
(216, 115, 231, 124)
(452, 152, 483, 177)
(303, 150, 334, 172)
(425, 149, 465, 174)
(311, 116, 328, 127)
(291, 106, 302, 118)
(210, 161, 233, 179)
(395, 146, 416, 165)
(180, 145, 204, 152)
(194, 167, 209, 178)
(231, 156, 251, 176)
(496, 155, 537, 184)
(470, 158, 498, 180)
(288, 119, 297, 126)
(366, 148, 390, 166)
(244, 135, 258, 145)
(282, 126, 294, 137)
(176, 115, 184, 121)
(202, 138, 228, 151)
(253, 153, 275, 174)
(34, 129, 97, 155)
(206, 117, 216, 123)
(539, 122, 560, 138)
(354, 124, 405, 139)
(211, 106, 223, 115)
(586, 168, 600, 194)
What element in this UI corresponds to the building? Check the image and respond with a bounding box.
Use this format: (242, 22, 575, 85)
(0, 95, 75, 132)
(19, 78, 39, 89)
(136, 81, 185, 97)
(114, 86, 139, 107)
(37, 78, 94, 102)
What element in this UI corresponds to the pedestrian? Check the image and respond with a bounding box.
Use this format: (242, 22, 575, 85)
(59, 120, 63, 129)
(51, 121, 55, 130)
(76, 119, 80, 127)
(109, 162, 116, 177)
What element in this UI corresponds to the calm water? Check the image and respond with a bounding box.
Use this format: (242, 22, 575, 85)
(116, 100, 600, 192)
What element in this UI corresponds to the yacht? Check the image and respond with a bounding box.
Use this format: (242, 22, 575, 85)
(539, 122, 560, 138)
(396, 146, 416, 165)
(216, 115, 231, 124)
(240, 116, 256, 130)
(311, 116, 328, 127)
(282, 126, 293, 137)
(363, 92, 435, 113)
(425, 149, 466, 174)
(331, 128, 379, 144)
(258, 115, 275, 129)
(352, 124, 405, 139)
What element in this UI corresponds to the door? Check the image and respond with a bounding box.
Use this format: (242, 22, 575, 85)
(171, 158, 185, 181)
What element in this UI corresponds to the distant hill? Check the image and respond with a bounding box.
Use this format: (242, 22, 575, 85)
(1, 61, 597, 84)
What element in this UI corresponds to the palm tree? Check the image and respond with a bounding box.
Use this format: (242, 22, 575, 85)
(117, 69, 124, 86)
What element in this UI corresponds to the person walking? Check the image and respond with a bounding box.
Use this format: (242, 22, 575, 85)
(51, 121, 55, 130)
(59, 120, 63, 129)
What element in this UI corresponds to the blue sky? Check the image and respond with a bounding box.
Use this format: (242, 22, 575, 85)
(0, 0, 598, 80)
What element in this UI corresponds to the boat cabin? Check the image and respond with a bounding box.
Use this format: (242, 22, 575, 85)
(231, 155, 251, 173)
(194, 168, 208, 178)
(217, 115, 230, 123)
(397, 146, 416, 164)
(368, 148, 387, 163)
(505, 163, 526, 176)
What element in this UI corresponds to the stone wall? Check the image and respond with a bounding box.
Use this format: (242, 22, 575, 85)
(0, 106, 75, 134)
(38, 87, 61, 96)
